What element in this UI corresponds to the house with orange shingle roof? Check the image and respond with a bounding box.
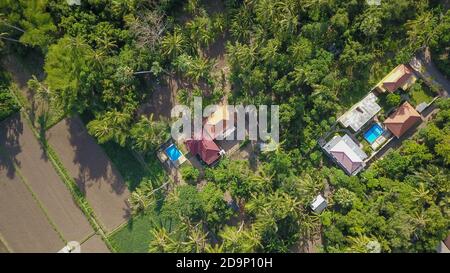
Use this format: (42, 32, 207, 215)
(383, 101, 422, 138)
(203, 105, 236, 140)
(375, 64, 417, 93)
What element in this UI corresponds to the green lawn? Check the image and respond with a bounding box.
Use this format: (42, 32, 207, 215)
(101, 141, 167, 191)
(409, 82, 435, 106)
(108, 203, 180, 253)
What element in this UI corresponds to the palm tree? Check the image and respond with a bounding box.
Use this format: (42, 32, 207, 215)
(405, 12, 439, 49)
(28, 75, 51, 108)
(149, 227, 175, 253)
(86, 110, 131, 145)
(346, 234, 372, 253)
(130, 114, 169, 154)
(409, 210, 430, 240)
(297, 212, 320, 240)
(161, 28, 185, 58)
(95, 33, 117, 53)
(182, 223, 209, 253)
(252, 168, 275, 192)
(411, 183, 432, 206)
(89, 49, 106, 70)
(205, 243, 224, 253)
(218, 225, 242, 252)
(128, 182, 153, 214)
(414, 166, 450, 197)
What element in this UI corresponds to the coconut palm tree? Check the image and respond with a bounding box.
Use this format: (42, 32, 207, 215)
(149, 227, 175, 253)
(161, 28, 185, 58)
(95, 33, 117, 53)
(185, 56, 213, 83)
(130, 114, 169, 154)
(411, 183, 433, 206)
(204, 242, 224, 253)
(182, 223, 209, 253)
(128, 182, 154, 214)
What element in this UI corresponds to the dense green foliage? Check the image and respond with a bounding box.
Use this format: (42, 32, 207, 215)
(0, 70, 19, 121)
(323, 99, 450, 252)
(1, 0, 449, 253)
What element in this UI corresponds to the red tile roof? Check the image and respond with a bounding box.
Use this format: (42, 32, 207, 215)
(384, 101, 422, 138)
(381, 64, 415, 92)
(186, 138, 221, 165)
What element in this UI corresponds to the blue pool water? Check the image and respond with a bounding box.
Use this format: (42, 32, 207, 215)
(364, 123, 384, 144)
(165, 144, 182, 161)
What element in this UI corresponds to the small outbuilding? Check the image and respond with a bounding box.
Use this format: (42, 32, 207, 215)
(437, 234, 450, 253)
(310, 194, 327, 214)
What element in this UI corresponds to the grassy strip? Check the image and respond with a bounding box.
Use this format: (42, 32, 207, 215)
(0, 233, 12, 253)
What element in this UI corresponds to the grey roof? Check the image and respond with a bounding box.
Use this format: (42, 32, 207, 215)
(323, 135, 366, 158)
(338, 92, 381, 132)
(415, 102, 428, 113)
(323, 134, 368, 175)
(310, 194, 327, 213)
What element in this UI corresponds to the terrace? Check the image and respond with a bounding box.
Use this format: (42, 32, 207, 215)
(338, 92, 381, 132)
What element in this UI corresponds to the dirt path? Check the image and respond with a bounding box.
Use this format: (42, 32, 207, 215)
(410, 47, 450, 98)
(47, 117, 131, 232)
(0, 114, 94, 242)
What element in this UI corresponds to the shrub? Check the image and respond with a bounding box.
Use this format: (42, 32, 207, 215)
(180, 164, 200, 184)
(0, 90, 19, 121)
(386, 93, 401, 108)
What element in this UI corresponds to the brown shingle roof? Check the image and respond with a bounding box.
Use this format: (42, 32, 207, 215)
(384, 101, 422, 138)
(378, 64, 415, 93)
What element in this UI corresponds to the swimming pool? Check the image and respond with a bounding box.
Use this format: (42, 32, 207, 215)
(165, 144, 182, 162)
(364, 123, 384, 144)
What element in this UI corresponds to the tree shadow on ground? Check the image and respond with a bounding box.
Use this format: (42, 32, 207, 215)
(61, 116, 128, 198)
(0, 114, 23, 179)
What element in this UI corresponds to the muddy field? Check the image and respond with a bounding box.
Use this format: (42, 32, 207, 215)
(0, 152, 64, 252)
(47, 117, 131, 232)
(0, 115, 93, 242)
(80, 235, 110, 253)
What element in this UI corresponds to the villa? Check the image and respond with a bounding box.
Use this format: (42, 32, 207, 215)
(383, 101, 422, 138)
(323, 134, 368, 175)
(374, 64, 417, 93)
(186, 137, 224, 166)
(338, 92, 381, 132)
(203, 105, 236, 140)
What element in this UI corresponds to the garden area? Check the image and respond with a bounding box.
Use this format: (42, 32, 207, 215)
(408, 80, 437, 106)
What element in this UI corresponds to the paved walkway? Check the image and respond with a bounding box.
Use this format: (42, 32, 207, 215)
(410, 47, 450, 98)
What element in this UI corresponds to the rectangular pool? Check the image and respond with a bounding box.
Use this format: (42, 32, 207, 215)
(364, 123, 384, 144)
(165, 144, 182, 162)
